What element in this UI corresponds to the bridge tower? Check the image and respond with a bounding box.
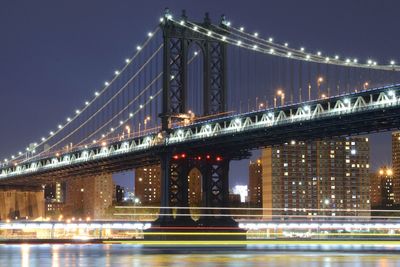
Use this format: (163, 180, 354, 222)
(157, 9, 233, 226)
(160, 8, 228, 130)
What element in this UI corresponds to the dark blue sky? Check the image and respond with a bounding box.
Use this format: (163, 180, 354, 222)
(0, 0, 398, 189)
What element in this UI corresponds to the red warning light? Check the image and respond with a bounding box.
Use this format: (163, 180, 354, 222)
(216, 156, 222, 161)
(197, 156, 202, 160)
(181, 153, 186, 158)
(206, 155, 211, 159)
(173, 155, 179, 160)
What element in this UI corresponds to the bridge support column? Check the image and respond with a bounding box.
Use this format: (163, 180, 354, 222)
(147, 152, 242, 240)
(154, 151, 174, 225)
(198, 156, 236, 227)
(169, 156, 196, 226)
(155, 152, 195, 226)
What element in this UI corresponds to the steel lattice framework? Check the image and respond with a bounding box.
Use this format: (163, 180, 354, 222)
(160, 10, 228, 131)
(1, 84, 400, 183)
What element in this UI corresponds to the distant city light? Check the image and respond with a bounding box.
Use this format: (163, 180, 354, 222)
(232, 185, 248, 203)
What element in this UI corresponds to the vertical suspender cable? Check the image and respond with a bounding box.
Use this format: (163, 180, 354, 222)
(290, 60, 294, 103)
(299, 60, 303, 102)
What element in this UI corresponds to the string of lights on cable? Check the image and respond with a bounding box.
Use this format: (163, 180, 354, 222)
(166, 15, 399, 71)
(3, 26, 160, 165)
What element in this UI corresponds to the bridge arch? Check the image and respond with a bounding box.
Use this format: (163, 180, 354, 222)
(187, 167, 203, 220)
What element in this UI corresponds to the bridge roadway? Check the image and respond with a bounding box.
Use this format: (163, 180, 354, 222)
(1, 84, 400, 185)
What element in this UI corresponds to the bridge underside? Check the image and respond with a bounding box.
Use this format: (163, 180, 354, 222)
(1, 103, 399, 186)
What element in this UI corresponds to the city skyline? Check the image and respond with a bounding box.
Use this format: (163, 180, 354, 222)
(1, 2, 400, 265)
(1, 1, 399, 187)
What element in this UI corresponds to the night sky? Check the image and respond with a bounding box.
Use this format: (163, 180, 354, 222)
(0, 0, 398, 190)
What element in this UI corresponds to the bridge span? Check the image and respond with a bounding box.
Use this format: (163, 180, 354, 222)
(0, 84, 399, 186)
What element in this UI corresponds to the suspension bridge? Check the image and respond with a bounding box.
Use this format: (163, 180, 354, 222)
(1, 9, 400, 227)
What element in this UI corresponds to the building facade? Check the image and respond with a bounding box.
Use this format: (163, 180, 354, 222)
(0, 186, 44, 220)
(115, 185, 125, 204)
(392, 132, 400, 204)
(370, 172, 382, 208)
(262, 137, 371, 219)
(44, 182, 66, 217)
(64, 174, 114, 219)
(371, 166, 394, 208)
(249, 159, 262, 208)
(135, 165, 161, 205)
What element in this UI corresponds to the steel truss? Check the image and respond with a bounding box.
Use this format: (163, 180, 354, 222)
(160, 10, 228, 131)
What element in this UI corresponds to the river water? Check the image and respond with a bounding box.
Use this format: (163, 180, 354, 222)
(1, 244, 400, 267)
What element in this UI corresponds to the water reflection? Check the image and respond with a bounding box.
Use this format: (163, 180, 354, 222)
(1, 244, 400, 266)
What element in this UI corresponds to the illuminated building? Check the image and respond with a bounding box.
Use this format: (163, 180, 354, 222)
(371, 166, 394, 208)
(261, 137, 370, 219)
(115, 185, 125, 204)
(44, 182, 66, 216)
(232, 185, 248, 203)
(392, 132, 400, 204)
(370, 173, 382, 208)
(64, 174, 113, 219)
(135, 165, 161, 205)
(249, 159, 262, 207)
(0, 186, 44, 220)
